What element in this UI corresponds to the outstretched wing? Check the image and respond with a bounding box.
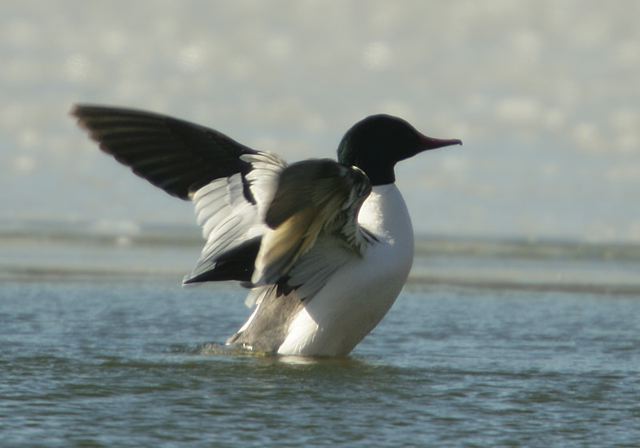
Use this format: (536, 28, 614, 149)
(72, 105, 286, 283)
(72, 104, 258, 199)
(251, 159, 372, 299)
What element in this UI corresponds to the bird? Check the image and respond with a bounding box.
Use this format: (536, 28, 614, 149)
(71, 105, 462, 357)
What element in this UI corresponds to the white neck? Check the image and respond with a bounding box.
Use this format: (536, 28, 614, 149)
(358, 184, 414, 251)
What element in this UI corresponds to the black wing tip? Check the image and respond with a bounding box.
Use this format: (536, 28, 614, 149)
(71, 103, 143, 133)
(71, 103, 152, 116)
(71, 103, 177, 130)
(70, 103, 120, 121)
(70, 104, 106, 149)
(70, 102, 94, 117)
(182, 275, 200, 286)
(183, 237, 261, 285)
(181, 269, 251, 285)
(70, 103, 93, 130)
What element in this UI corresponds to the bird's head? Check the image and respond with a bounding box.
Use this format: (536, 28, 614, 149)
(337, 114, 462, 185)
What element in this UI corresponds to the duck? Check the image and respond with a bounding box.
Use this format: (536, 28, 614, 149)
(72, 105, 461, 356)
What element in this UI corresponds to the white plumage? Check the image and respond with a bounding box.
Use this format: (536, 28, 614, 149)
(275, 184, 414, 356)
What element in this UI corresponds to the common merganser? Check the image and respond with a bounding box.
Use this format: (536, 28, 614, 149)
(72, 105, 461, 357)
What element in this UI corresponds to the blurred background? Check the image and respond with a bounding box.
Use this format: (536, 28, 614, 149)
(2, 0, 639, 243)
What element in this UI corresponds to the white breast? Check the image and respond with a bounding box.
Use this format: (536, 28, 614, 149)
(277, 184, 415, 356)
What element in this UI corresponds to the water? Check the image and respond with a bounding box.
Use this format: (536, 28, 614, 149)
(1, 231, 640, 446)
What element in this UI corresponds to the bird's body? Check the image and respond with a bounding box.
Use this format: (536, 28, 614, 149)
(233, 183, 414, 356)
(72, 105, 461, 357)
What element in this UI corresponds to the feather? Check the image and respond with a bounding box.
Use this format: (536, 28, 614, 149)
(252, 159, 372, 286)
(72, 104, 286, 283)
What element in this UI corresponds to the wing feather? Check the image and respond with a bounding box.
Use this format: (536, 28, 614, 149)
(72, 104, 257, 200)
(73, 104, 286, 284)
(73, 105, 371, 300)
(252, 159, 371, 288)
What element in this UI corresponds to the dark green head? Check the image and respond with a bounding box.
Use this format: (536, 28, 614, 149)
(337, 114, 462, 185)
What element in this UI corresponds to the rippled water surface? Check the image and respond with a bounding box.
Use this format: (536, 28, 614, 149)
(2, 277, 639, 447)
